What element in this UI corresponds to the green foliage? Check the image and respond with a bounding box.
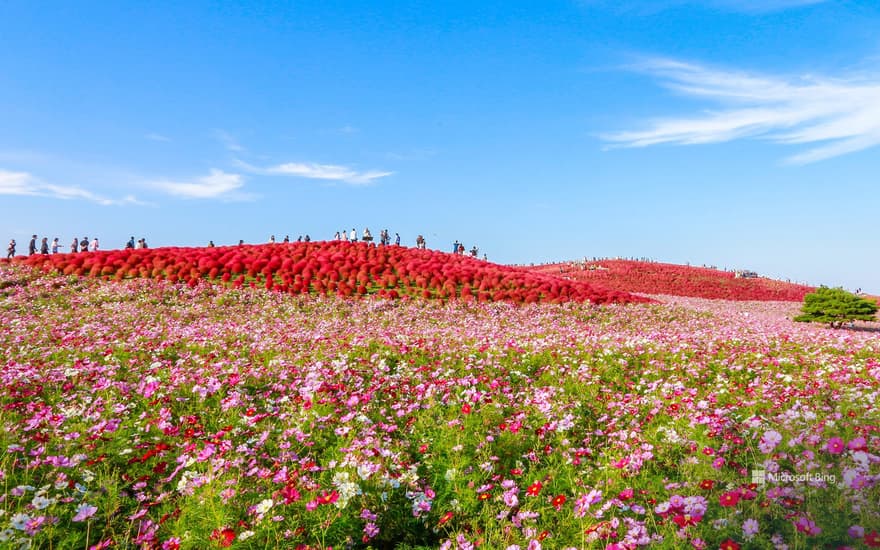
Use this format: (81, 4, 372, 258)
(794, 286, 877, 328)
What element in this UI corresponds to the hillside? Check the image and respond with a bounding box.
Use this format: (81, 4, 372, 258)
(525, 259, 815, 301)
(2, 242, 646, 305)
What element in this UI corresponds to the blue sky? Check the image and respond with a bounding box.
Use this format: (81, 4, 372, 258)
(2, 0, 879, 291)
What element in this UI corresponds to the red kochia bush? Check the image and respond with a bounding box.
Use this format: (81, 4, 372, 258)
(7, 242, 648, 305)
(526, 260, 814, 301)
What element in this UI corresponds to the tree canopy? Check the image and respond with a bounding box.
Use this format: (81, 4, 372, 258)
(794, 286, 877, 328)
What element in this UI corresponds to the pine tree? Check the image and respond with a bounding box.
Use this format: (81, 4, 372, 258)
(794, 286, 877, 328)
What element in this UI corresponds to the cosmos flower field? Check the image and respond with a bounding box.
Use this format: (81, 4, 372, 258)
(1, 260, 878, 549)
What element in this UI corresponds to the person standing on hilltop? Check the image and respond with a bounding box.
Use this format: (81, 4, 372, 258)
(28, 235, 37, 255)
(70, 236, 79, 253)
(126, 236, 135, 249)
(350, 228, 357, 242)
(80, 236, 89, 252)
(395, 232, 400, 246)
(6, 239, 15, 259)
(89, 237, 99, 252)
(51, 237, 60, 254)
(269, 235, 275, 244)
(40, 237, 49, 254)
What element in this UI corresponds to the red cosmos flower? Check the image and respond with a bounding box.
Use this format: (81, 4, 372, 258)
(538, 530, 550, 541)
(699, 479, 715, 490)
(866, 531, 880, 548)
(461, 403, 471, 414)
(527, 481, 543, 496)
(618, 488, 634, 501)
(510, 468, 523, 476)
(478, 493, 491, 501)
(719, 491, 740, 507)
(672, 514, 701, 528)
(719, 539, 740, 550)
(280, 484, 301, 504)
(210, 527, 235, 547)
(551, 494, 567, 509)
(316, 490, 339, 505)
(438, 511, 454, 526)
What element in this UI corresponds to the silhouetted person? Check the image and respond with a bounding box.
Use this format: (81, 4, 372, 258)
(6, 239, 15, 259)
(28, 235, 37, 255)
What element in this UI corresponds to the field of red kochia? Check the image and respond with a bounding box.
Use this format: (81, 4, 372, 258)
(3, 242, 646, 305)
(527, 260, 814, 301)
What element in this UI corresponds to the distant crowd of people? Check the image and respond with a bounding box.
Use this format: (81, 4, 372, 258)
(7, 229, 488, 261)
(257, 229, 486, 259)
(6, 235, 149, 259)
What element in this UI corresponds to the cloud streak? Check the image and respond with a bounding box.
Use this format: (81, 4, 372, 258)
(581, 0, 829, 15)
(147, 169, 249, 199)
(603, 58, 880, 163)
(710, 0, 828, 12)
(0, 169, 142, 206)
(237, 160, 393, 185)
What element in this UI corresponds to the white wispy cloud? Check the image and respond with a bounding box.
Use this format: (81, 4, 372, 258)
(145, 132, 171, 142)
(236, 160, 393, 185)
(581, 0, 829, 14)
(147, 169, 249, 199)
(213, 129, 244, 152)
(269, 162, 392, 184)
(0, 168, 142, 205)
(710, 0, 828, 12)
(0, 169, 36, 196)
(603, 58, 880, 163)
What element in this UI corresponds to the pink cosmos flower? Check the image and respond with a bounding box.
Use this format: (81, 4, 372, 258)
(73, 503, 98, 522)
(825, 437, 845, 455)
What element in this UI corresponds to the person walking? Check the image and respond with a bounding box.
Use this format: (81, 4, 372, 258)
(453, 240, 460, 254)
(395, 232, 400, 246)
(89, 237, 99, 252)
(51, 238, 60, 254)
(126, 236, 135, 249)
(6, 239, 15, 259)
(70, 237, 79, 253)
(350, 228, 357, 242)
(283, 235, 290, 243)
(28, 235, 37, 255)
(80, 236, 89, 252)
(208, 240, 215, 247)
(40, 237, 49, 255)
(269, 235, 276, 243)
